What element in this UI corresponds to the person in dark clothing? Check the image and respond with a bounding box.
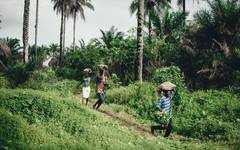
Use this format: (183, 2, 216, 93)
(93, 68, 106, 110)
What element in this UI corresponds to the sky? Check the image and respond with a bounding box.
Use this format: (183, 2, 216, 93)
(0, 0, 208, 46)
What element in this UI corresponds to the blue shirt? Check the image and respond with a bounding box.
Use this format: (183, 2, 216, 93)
(156, 93, 174, 119)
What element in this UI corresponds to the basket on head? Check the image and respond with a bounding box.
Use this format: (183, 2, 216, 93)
(83, 68, 92, 74)
(159, 81, 176, 91)
(98, 64, 108, 70)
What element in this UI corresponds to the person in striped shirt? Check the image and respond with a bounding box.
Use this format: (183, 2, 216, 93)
(151, 88, 175, 137)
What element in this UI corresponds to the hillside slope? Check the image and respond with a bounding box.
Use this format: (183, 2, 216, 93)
(0, 88, 229, 150)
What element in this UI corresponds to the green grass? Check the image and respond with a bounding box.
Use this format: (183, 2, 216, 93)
(0, 88, 229, 150)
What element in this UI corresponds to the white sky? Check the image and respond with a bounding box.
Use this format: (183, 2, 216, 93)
(0, 0, 208, 46)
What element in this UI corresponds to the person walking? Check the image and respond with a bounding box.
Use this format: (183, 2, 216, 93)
(82, 68, 92, 105)
(151, 82, 176, 137)
(93, 66, 107, 110)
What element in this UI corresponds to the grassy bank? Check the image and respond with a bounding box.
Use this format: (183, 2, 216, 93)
(0, 88, 230, 150)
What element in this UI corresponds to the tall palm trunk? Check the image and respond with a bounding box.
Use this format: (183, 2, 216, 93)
(34, 0, 39, 61)
(183, 0, 186, 14)
(63, 14, 66, 51)
(136, 0, 145, 81)
(22, 0, 30, 63)
(59, 5, 64, 67)
(73, 11, 76, 51)
(148, 11, 152, 43)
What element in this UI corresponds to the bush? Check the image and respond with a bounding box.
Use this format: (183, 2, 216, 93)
(0, 109, 47, 150)
(173, 90, 240, 144)
(0, 109, 29, 150)
(0, 74, 10, 88)
(5, 63, 29, 87)
(56, 67, 77, 79)
(21, 68, 58, 90)
(20, 69, 80, 95)
(153, 66, 185, 90)
(153, 66, 186, 107)
(105, 82, 158, 121)
(105, 73, 122, 89)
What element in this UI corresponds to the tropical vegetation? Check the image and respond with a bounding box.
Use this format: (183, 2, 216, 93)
(0, 0, 240, 149)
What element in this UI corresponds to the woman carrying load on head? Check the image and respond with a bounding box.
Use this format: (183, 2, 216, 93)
(82, 68, 92, 105)
(93, 65, 108, 110)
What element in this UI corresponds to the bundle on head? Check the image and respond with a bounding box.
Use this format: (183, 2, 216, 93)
(159, 81, 176, 91)
(98, 64, 108, 70)
(83, 68, 92, 74)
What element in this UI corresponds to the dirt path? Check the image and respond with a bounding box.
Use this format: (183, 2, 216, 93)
(98, 109, 152, 136)
(82, 100, 154, 136)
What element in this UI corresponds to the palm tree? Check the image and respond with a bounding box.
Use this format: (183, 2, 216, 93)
(182, 0, 240, 85)
(151, 10, 186, 40)
(93, 26, 124, 49)
(177, 0, 199, 14)
(22, 0, 30, 63)
(136, 0, 145, 81)
(5, 38, 22, 63)
(70, 0, 94, 51)
(51, 0, 72, 66)
(130, 0, 171, 42)
(34, 0, 39, 61)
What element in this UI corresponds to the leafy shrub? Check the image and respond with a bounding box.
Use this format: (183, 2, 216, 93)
(153, 66, 185, 90)
(106, 82, 158, 120)
(0, 109, 47, 150)
(5, 63, 29, 87)
(0, 109, 30, 150)
(56, 67, 77, 79)
(233, 70, 240, 86)
(21, 68, 57, 89)
(20, 69, 80, 95)
(0, 90, 63, 123)
(153, 66, 186, 107)
(0, 74, 10, 88)
(173, 90, 240, 144)
(105, 73, 122, 89)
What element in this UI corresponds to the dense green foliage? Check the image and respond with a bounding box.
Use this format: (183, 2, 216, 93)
(1, 0, 240, 149)
(20, 68, 80, 96)
(0, 74, 10, 88)
(153, 66, 185, 90)
(180, 0, 240, 88)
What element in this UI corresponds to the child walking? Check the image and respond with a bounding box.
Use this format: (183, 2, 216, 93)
(82, 68, 92, 105)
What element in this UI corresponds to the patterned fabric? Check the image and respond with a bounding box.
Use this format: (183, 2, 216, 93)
(156, 92, 174, 119)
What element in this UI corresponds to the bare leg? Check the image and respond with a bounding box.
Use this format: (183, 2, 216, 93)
(82, 98, 84, 104)
(86, 98, 89, 105)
